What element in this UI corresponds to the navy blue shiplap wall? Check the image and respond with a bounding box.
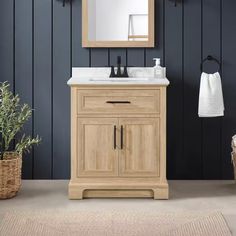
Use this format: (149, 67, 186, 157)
(0, 0, 235, 179)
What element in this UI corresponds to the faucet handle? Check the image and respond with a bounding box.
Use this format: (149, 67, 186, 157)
(109, 66, 115, 78)
(123, 67, 129, 78)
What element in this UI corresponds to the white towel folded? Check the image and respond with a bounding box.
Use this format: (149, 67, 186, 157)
(198, 72, 224, 117)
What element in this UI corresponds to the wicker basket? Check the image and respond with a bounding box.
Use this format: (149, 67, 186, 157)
(232, 138, 236, 180)
(0, 152, 22, 199)
(232, 152, 236, 180)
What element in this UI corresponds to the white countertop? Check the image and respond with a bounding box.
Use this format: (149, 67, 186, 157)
(67, 67, 170, 86)
(67, 77, 170, 86)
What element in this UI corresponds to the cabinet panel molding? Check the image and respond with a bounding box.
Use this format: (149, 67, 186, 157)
(77, 89, 160, 114)
(119, 118, 160, 177)
(69, 86, 168, 200)
(77, 118, 119, 177)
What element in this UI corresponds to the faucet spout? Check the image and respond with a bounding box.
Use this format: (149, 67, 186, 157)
(109, 56, 129, 78)
(117, 56, 122, 76)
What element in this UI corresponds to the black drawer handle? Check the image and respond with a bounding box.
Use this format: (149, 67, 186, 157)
(106, 101, 131, 104)
(121, 125, 124, 150)
(114, 126, 117, 149)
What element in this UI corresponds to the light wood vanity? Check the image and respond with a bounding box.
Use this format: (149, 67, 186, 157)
(68, 68, 169, 200)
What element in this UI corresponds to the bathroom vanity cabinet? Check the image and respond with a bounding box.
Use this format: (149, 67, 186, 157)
(68, 80, 169, 200)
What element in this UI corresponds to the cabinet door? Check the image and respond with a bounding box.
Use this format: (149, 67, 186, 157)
(119, 118, 160, 177)
(77, 118, 118, 177)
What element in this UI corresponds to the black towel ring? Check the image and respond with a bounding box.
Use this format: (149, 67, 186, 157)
(200, 55, 221, 72)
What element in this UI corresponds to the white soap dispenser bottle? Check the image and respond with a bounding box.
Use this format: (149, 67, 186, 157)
(153, 58, 162, 78)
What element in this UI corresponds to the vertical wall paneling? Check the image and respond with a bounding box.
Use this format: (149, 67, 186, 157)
(52, 0, 71, 179)
(183, 0, 202, 179)
(15, 0, 33, 179)
(34, 0, 52, 179)
(165, 0, 183, 179)
(127, 49, 145, 67)
(91, 49, 109, 67)
(146, 0, 164, 67)
(2, 0, 236, 179)
(0, 1, 14, 85)
(72, 0, 90, 67)
(221, 0, 235, 179)
(202, 0, 222, 179)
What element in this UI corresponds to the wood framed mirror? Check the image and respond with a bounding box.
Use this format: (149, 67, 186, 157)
(82, 0, 155, 48)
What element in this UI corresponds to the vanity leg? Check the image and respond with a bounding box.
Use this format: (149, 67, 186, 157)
(69, 184, 84, 200)
(153, 187, 169, 200)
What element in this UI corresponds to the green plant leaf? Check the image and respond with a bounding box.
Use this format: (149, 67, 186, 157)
(0, 81, 41, 160)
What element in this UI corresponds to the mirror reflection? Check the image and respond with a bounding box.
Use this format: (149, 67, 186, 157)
(87, 0, 149, 42)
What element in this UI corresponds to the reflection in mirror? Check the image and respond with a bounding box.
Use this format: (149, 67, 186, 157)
(83, 0, 155, 47)
(88, 0, 148, 41)
(128, 14, 148, 41)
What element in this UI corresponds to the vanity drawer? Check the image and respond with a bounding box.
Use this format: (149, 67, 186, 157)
(77, 89, 160, 114)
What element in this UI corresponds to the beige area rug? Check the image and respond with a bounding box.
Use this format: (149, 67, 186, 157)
(0, 210, 231, 236)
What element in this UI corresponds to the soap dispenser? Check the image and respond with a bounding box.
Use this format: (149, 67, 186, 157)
(153, 58, 163, 78)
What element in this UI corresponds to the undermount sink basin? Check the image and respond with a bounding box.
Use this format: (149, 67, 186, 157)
(89, 78, 153, 82)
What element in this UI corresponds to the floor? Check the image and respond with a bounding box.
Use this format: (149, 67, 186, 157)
(0, 180, 236, 235)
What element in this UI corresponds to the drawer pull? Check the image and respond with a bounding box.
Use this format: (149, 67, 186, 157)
(114, 126, 117, 149)
(106, 101, 131, 104)
(121, 125, 124, 150)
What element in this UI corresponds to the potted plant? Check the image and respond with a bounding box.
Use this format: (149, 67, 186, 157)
(0, 82, 40, 199)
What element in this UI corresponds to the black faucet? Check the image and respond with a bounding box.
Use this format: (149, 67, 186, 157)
(110, 56, 129, 78)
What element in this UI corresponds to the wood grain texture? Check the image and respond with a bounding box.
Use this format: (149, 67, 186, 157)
(70, 87, 77, 180)
(82, 0, 155, 48)
(83, 190, 154, 198)
(69, 86, 168, 199)
(77, 118, 119, 177)
(119, 118, 160, 177)
(69, 180, 169, 200)
(160, 87, 167, 183)
(77, 89, 160, 114)
(83, 41, 156, 48)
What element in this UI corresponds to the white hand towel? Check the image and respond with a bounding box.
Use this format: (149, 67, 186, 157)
(198, 72, 224, 117)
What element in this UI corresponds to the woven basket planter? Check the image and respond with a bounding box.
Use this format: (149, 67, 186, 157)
(0, 152, 22, 199)
(232, 152, 236, 180)
(232, 139, 236, 180)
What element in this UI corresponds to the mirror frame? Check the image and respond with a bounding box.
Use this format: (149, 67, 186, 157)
(82, 0, 155, 48)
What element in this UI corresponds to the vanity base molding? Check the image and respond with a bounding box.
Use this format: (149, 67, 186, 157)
(69, 180, 169, 200)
